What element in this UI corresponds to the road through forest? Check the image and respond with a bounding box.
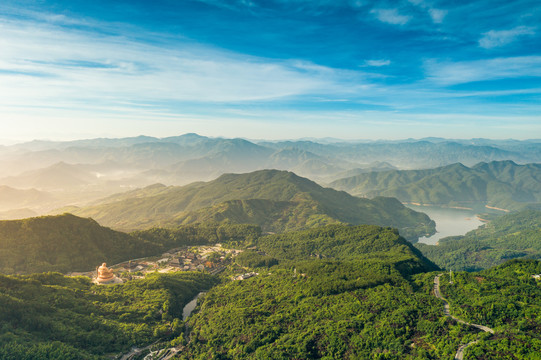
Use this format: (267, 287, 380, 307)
(433, 274, 494, 360)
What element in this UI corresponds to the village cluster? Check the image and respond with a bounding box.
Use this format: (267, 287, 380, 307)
(68, 244, 248, 284)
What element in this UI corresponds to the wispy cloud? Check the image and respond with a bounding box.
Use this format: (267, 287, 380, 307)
(371, 8, 411, 25)
(363, 59, 391, 67)
(428, 9, 447, 24)
(425, 56, 541, 85)
(479, 26, 536, 49)
(0, 15, 358, 111)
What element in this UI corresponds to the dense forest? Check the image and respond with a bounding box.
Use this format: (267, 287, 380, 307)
(0, 271, 218, 359)
(438, 260, 541, 359)
(178, 225, 541, 359)
(416, 210, 541, 271)
(178, 225, 461, 359)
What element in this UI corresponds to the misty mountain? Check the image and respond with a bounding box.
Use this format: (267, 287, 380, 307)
(330, 161, 541, 211)
(60, 169, 435, 240)
(4, 134, 539, 178)
(261, 140, 531, 168)
(1, 134, 540, 220)
(0, 186, 55, 212)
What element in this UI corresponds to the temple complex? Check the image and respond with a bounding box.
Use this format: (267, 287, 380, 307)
(94, 262, 122, 284)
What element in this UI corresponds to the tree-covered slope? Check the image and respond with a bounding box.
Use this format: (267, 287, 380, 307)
(63, 170, 435, 239)
(0, 214, 162, 274)
(0, 271, 218, 359)
(0, 214, 260, 275)
(415, 210, 541, 271)
(254, 224, 438, 274)
(171, 198, 341, 233)
(437, 260, 541, 358)
(330, 161, 541, 211)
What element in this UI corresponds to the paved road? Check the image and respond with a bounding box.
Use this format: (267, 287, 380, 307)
(454, 341, 479, 360)
(433, 274, 494, 360)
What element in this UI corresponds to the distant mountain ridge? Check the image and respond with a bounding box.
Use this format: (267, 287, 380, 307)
(1, 134, 539, 219)
(60, 169, 435, 240)
(329, 160, 541, 211)
(2, 133, 539, 181)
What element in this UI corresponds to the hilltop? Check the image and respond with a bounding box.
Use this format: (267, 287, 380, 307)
(61, 169, 435, 240)
(0, 214, 161, 274)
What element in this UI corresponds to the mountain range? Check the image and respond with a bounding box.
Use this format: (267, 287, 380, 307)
(1, 134, 539, 217)
(329, 160, 541, 211)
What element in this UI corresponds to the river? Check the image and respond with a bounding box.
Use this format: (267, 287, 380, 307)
(406, 205, 485, 245)
(182, 292, 205, 321)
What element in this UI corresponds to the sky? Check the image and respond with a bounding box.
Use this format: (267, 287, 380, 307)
(0, 0, 540, 142)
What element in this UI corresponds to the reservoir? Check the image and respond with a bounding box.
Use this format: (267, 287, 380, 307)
(406, 205, 485, 245)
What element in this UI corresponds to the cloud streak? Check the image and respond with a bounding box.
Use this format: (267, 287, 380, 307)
(371, 8, 411, 25)
(425, 56, 541, 85)
(479, 26, 536, 49)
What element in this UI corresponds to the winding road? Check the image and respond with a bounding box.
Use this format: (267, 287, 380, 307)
(433, 274, 494, 360)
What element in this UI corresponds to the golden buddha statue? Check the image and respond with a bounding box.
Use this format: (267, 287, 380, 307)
(96, 262, 115, 283)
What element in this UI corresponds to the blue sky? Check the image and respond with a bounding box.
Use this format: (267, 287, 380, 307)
(0, 0, 540, 142)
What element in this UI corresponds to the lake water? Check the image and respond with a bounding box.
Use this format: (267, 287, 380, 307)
(406, 205, 485, 245)
(182, 292, 205, 321)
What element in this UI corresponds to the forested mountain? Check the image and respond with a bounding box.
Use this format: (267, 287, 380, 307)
(1, 219, 540, 359)
(61, 170, 435, 239)
(416, 210, 541, 271)
(0, 214, 259, 275)
(0, 214, 161, 274)
(330, 161, 541, 211)
(436, 260, 541, 358)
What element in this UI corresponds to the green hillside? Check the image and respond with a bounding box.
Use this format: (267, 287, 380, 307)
(254, 224, 437, 273)
(0, 271, 218, 359)
(63, 170, 436, 240)
(0, 214, 260, 275)
(416, 209, 541, 271)
(0, 214, 161, 274)
(171, 198, 341, 233)
(330, 161, 541, 211)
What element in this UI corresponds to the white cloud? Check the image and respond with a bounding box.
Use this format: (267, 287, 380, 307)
(479, 26, 536, 49)
(0, 15, 359, 111)
(428, 9, 447, 24)
(425, 56, 541, 85)
(363, 59, 391, 67)
(371, 8, 411, 25)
